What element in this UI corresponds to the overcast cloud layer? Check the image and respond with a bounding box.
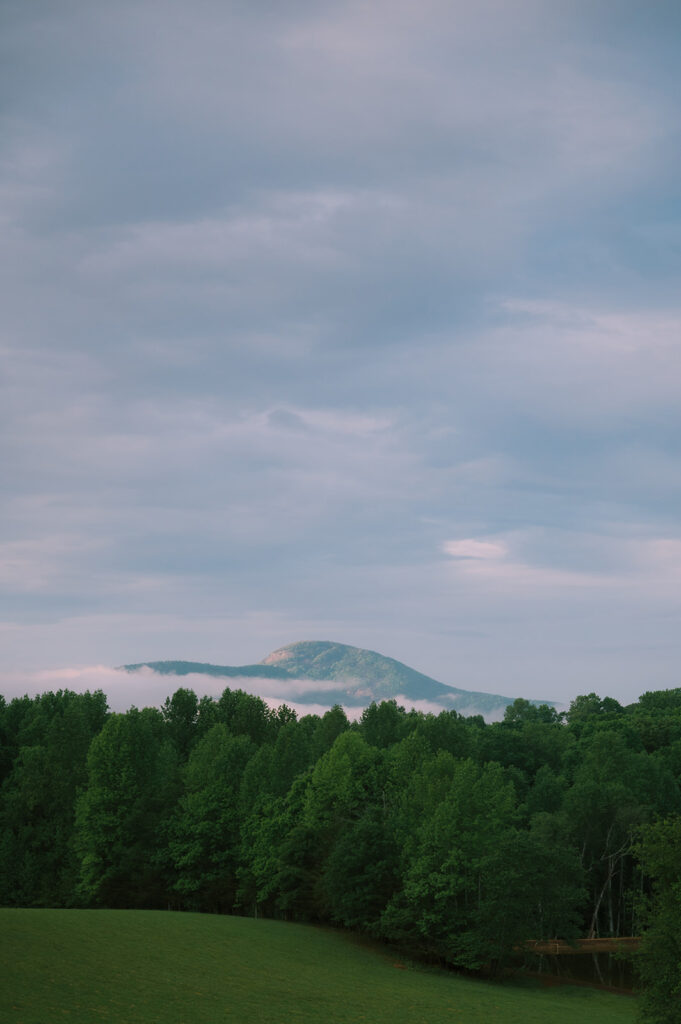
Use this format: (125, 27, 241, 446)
(2, 0, 681, 707)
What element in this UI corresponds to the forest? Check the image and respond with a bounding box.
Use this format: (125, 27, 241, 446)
(1, 685, 680, 1022)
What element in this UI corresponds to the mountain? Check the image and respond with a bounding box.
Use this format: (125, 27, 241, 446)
(125, 640, 552, 719)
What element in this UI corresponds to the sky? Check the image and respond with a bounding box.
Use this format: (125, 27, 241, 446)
(2, 0, 681, 709)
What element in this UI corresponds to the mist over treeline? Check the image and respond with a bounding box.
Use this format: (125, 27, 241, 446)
(1, 684, 680, 1017)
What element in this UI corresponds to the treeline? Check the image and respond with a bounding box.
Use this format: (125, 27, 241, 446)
(0, 685, 680, 1007)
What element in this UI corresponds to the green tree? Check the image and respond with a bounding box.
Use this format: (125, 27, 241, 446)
(503, 698, 561, 726)
(0, 690, 108, 906)
(304, 731, 381, 848)
(565, 693, 623, 738)
(302, 731, 385, 916)
(635, 817, 681, 1023)
(359, 700, 407, 749)
(473, 814, 584, 974)
(161, 687, 200, 760)
(414, 709, 474, 760)
(310, 704, 350, 760)
(169, 724, 254, 912)
(323, 809, 399, 930)
(75, 707, 178, 908)
(524, 763, 567, 818)
(216, 689, 274, 744)
(565, 730, 680, 937)
(240, 774, 319, 921)
(381, 759, 517, 968)
(270, 719, 314, 796)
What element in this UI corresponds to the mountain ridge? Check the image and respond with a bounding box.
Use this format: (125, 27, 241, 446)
(124, 640, 555, 718)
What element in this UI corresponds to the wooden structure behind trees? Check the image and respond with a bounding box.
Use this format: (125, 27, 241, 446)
(522, 937, 640, 955)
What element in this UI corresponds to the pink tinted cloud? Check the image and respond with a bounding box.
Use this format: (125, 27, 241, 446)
(0, 665, 363, 715)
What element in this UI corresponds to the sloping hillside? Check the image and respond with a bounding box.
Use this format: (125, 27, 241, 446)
(125, 640, 546, 717)
(0, 909, 635, 1024)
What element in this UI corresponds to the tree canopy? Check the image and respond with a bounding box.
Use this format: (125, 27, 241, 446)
(1, 684, 680, 1004)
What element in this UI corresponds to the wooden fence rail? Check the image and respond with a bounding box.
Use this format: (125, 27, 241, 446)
(521, 937, 640, 955)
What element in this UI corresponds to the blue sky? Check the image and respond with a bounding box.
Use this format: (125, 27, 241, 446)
(2, 0, 681, 706)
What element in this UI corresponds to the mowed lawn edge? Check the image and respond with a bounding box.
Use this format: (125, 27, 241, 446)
(0, 909, 637, 1024)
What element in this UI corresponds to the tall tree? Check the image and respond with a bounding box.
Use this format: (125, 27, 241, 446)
(565, 730, 680, 937)
(75, 706, 178, 908)
(216, 689, 274, 745)
(635, 816, 681, 1024)
(359, 700, 407, 749)
(381, 759, 517, 968)
(0, 690, 108, 906)
(161, 687, 200, 760)
(169, 724, 254, 912)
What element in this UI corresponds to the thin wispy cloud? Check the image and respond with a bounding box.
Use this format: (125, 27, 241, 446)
(0, 665, 510, 723)
(443, 531, 681, 592)
(443, 540, 508, 561)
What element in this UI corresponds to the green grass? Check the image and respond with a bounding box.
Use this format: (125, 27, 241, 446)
(0, 909, 636, 1024)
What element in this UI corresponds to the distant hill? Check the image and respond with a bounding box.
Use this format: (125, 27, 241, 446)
(124, 659, 291, 680)
(125, 640, 553, 719)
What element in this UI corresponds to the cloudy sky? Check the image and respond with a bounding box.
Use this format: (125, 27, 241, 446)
(2, 0, 681, 708)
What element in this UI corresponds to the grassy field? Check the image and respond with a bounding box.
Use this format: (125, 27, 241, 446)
(1, 909, 637, 1024)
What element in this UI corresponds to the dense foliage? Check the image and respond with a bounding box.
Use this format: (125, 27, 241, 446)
(1, 684, 681, 1002)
